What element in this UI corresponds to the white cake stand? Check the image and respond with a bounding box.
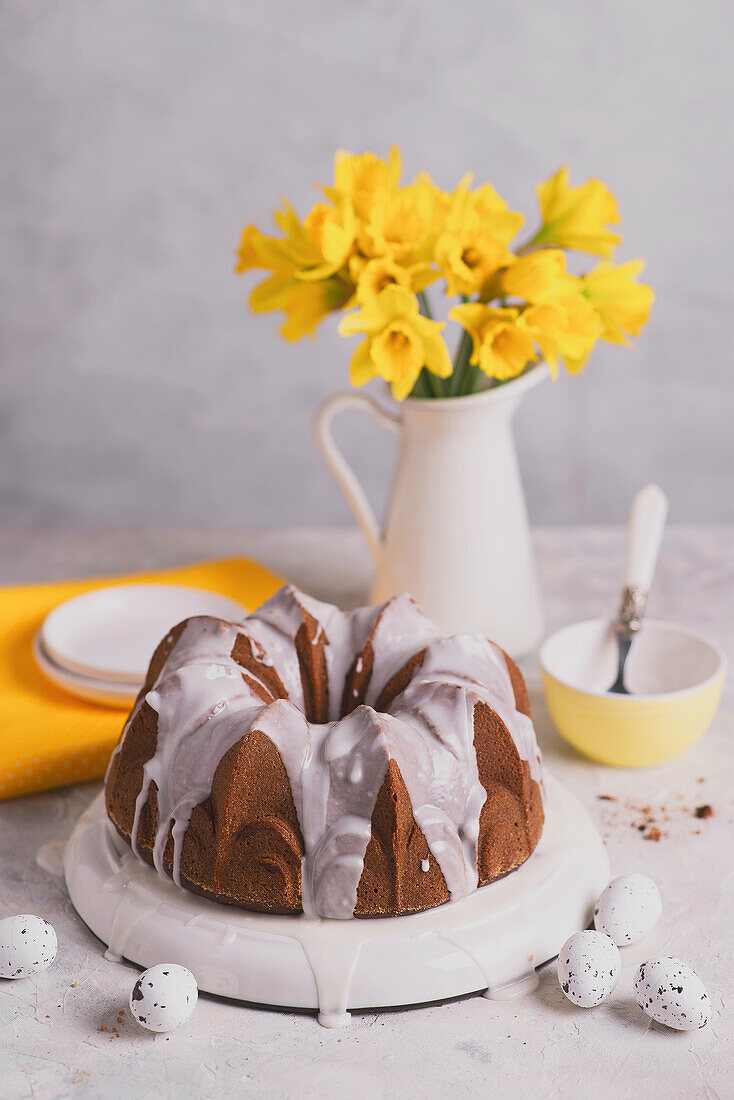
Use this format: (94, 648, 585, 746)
(63, 773, 609, 1027)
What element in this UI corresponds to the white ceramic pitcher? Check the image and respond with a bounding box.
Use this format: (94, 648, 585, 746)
(313, 366, 547, 657)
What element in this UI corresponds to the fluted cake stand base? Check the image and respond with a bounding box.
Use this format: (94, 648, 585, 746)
(63, 773, 609, 1027)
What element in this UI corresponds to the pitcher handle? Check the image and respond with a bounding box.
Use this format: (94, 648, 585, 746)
(313, 391, 402, 562)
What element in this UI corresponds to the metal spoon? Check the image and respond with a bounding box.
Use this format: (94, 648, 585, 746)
(609, 484, 669, 694)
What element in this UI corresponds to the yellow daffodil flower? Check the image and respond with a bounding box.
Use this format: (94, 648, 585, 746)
(339, 286, 451, 400)
(518, 286, 601, 377)
(435, 179, 524, 297)
(436, 214, 515, 297)
(249, 267, 350, 341)
(361, 179, 441, 266)
(350, 255, 435, 307)
(450, 303, 538, 381)
(493, 249, 568, 302)
(451, 178, 526, 242)
(299, 197, 357, 280)
(581, 260, 655, 344)
(270, 198, 324, 268)
(236, 219, 350, 340)
(352, 256, 412, 304)
(236, 223, 290, 274)
(238, 198, 336, 274)
(324, 146, 402, 220)
(278, 279, 352, 341)
(534, 165, 621, 256)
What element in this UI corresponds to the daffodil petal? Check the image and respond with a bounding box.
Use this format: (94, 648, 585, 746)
(423, 333, 452, 379)
(349, 339, 378, 387)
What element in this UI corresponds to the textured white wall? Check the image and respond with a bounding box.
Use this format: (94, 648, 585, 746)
(2, 0, 733, 530)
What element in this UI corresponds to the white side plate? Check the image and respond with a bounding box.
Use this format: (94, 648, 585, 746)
(42, 584, 248, 684)
(64, 773, 609, 1027)
(33, 633, 138, 708)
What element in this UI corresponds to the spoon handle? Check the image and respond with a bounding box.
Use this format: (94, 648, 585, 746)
(622, 483, 669, 593)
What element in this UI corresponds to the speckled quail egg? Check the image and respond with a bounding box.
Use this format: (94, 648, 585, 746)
(0, 914, 57, 979)
(557, 929, 621, 1007)
(594, 873, 662, 945)
(634, 955, 710, 1031)
(129, 963, 198, 1032)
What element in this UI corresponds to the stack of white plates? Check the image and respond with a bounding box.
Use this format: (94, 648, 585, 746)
(34, 584, 248, 708)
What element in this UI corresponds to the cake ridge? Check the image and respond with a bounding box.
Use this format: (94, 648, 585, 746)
(128, 616, 270, 885)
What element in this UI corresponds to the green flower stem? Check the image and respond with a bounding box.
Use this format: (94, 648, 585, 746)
(417, 290, 433, 319)
(459, 361, 484, 397)
(410, 366, 443, 400)
(410, 370, 431, 398)
(515, 228, 548, 257)
(447, 293, 470, 397)
(415, 289, 448, 398)
(451, 328, 474, 397)
(424, 369, 444, 398)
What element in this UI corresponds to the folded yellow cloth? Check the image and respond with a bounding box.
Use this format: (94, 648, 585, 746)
(0, 558, 282, 802)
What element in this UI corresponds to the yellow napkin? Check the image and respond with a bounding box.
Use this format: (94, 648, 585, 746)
(0, 558, 282, 801)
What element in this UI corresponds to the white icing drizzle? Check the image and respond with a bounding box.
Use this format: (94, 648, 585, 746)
(406, 635, 543, 785)
(36, 839, 66, 880)
(253, 704, 393, 918)
(239, 589, 310, 709)
(117, 585, 543, 921)
(389, 681, 486, 899)
(130, 617, 270, 884)
(363, 594, 442, 705)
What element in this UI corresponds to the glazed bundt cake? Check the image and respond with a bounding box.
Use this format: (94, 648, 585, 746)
(105, 584, 544, 919)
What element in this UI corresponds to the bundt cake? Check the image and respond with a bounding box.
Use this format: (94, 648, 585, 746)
(105, 584, 544, 919)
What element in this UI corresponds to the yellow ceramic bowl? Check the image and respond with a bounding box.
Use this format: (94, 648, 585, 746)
(540, 619, 726, 767)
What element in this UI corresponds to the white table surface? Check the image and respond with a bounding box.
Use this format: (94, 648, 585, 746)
(0, 526, 732, 1100)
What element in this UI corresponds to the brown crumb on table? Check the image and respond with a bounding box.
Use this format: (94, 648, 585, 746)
(597, 794, 617, 802)
(643, 827, 663, 842)
(695, 804, 714, 819)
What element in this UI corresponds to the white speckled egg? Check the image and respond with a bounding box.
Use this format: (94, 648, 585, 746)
(129, 963, 198, 1032)
(634, 955, 710, 1031)
(0, 914, 57, 979)
(557, 930, 620, 1007)
(594, 873, 662, 945)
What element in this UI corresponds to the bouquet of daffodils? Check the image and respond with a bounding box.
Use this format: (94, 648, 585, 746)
(237, 148, 653, 400)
